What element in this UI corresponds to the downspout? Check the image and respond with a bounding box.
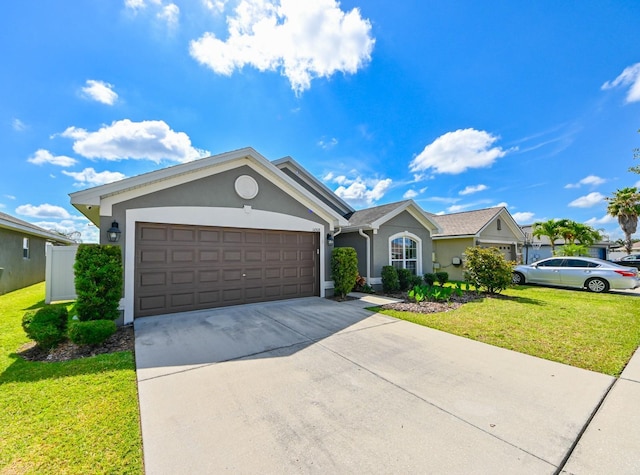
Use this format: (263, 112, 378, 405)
(358, 228, 371, 282)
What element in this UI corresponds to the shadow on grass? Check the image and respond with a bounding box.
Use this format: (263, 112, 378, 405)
(0, 351, 134, 385)
(22, 299, 46, 311)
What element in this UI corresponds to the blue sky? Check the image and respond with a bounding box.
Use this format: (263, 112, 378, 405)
(2, 0, 639, 243)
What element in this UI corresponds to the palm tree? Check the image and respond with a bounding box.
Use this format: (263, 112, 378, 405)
(557, 219, 601, 246)
(532, 219, 563, 253)
(606, 187, 640, 255)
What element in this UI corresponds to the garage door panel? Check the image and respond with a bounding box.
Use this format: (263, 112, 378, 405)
(135, 223, 319, 317)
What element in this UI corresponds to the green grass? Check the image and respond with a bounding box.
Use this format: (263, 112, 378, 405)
(378, 285, 640, 376)
(0, 283, 142, 474)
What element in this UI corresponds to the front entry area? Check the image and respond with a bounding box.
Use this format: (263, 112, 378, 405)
(134, 222, 319, 317)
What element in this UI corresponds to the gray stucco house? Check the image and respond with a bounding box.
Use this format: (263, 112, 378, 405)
(69, 148, 444, 324)
(0, 212, 75, 295)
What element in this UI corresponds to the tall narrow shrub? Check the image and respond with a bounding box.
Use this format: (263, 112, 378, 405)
(331, 247, 359, 298)
(381, 265, 400, 293)
(74, 244, 123, 321)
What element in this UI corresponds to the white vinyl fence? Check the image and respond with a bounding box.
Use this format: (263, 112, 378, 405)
(45, 244, 79, 304)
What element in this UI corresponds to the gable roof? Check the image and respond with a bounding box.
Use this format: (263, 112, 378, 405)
(272, 156, 354, 217)
(0, 211, 76, 244)
(70, 147, 349, 229)
(429, 207, 525, 240)
(345, 200, 441, 233)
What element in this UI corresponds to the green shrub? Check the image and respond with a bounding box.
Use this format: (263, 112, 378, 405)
(381, 265, 400, 293)
(463, 247, 514, 294)
(68, 320, 117, 346)
(331, 247, 359, 298)
(408, 274, 424, 289)
(74, 244, 123, 321)
(397, 268, 413, 291)
(22, 305, 69, 349)
(408, 284, 461, 303)
(423, 273, 436, 286)
(435, 271, 449, 286)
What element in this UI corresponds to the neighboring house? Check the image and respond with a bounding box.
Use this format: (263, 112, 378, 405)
(0, 211, 75, 295)
(519, 225, 610, 264)
(429, 207, 526, 281)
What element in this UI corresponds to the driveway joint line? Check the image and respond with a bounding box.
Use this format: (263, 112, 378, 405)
(553, 377, 618, 475)
(314, 339, 558, 469)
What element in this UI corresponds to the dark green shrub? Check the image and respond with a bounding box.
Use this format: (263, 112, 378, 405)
(331, 247, 359, 298)
(423, 273, 436, 286)
(68, 320, 117, 346)
(435, 271, 449, 286)
(381, 265, 400, 293)
(22, 305, 69, 349)
(463, 247, 514, 294)
(408, 274, 423, 289)
(397, 268, 413, 291)
(74, 244, 123, 321)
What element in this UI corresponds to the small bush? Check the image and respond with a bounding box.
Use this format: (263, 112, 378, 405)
(381, 266, 400, 293)
(435, 271, 449, 286)
(423, 273, 436, 286)
(22, 305, 69, 349)
(397, 268, 413, 291)
(331, 247, 359, 298)
(74, 244, 123, 321)
(463, 247, 514, 294)
(68, 320, 117, 346)
(408, 274, 424, 288)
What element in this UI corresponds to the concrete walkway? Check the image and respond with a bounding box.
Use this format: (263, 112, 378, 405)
(134, 295, 639, 474)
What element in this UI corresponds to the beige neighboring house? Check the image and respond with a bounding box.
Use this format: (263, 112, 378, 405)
(428, 207, 525, 281)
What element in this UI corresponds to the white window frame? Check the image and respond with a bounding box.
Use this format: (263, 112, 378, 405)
(388, 231, 422, 275)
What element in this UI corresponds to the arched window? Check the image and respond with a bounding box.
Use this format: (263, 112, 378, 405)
(389, 232, 422, 275)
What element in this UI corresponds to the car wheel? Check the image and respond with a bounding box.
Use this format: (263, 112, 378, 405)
(586, 277, 609, 293)
(512, 272, 525, 285)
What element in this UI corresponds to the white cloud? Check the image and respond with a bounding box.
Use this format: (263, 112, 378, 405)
(322, 172, 334, 181)
(565, 175, 606, 189)
(334, 177, 392, 207)
(12, 118, 27, 131)
(602, 62, 640, 103)
(203, 0, 228, 14)
(62, 168, 127, 186)
(494, 201, 509, 208)
(403, 189, 418, 199)
(512, 211, 535, 224)
(446, 204, 470, 213)
(16, 203, 72, 219)
(189, 0, 375, 95)
(158, 3, 180, 27)
(318, 137, 338, 150)
(459, 184, 487, 195)
(125, 0, 146, 9)
(4, 195, 16, 200)
(568, 192, 606, 208)
(81, 80, 118, 105)
(586, 214, 616, 226)
(61, 119, 208, 163)
(410, 129, 510, 175)
(27, 149, 78, 167)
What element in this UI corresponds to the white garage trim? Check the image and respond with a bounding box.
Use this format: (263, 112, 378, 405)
(123, 206, 326, 324)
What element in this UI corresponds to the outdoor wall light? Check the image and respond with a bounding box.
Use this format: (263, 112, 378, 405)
(327, 233, 334, 246)
(106, 221, 121, 243)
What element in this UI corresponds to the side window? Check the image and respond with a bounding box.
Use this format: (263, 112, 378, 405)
(538, 258, 564, 267)
(23, 237, 30, 259)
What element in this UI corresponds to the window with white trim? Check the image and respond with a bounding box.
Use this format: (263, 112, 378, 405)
(390, 234, 419, 275)
(23, 237, 30, 259)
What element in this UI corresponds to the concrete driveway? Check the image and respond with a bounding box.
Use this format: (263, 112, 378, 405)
(135, 296, 614, 474)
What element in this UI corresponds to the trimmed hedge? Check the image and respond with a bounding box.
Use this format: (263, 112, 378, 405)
(397, 268, 413, 292)
(68, 320, 117, 346)
(74, 244, 123, 321)
(381, 265, 399, 293)
(331, 247, 359, 298)
(22, 304, 69, 349)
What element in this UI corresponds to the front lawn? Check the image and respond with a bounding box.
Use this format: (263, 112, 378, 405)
(378, 285, 640, 376)
(0, 283, 143, 474)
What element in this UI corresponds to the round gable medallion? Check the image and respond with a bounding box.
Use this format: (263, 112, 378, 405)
(234, 175, 259, 200)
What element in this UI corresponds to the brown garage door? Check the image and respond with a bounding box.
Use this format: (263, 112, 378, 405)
(134, 222, 319, 317)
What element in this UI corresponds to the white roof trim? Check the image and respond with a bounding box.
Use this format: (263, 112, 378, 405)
(0, 218, 75, 244)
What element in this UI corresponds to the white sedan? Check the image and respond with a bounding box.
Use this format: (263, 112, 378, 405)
(512, 256, 640, 293)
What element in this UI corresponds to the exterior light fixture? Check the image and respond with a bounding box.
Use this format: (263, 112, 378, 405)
(107, 221, 121, 243)
(327, 233, 334, 246)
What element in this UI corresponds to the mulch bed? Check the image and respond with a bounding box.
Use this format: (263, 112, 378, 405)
(17, 325, 135, 363)
(378, 291, 484, 314)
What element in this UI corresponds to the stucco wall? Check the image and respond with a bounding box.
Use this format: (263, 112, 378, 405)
(432, 237, 474, 281)
(0, 228, 47, 295)
(334, 231, 368, 278)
